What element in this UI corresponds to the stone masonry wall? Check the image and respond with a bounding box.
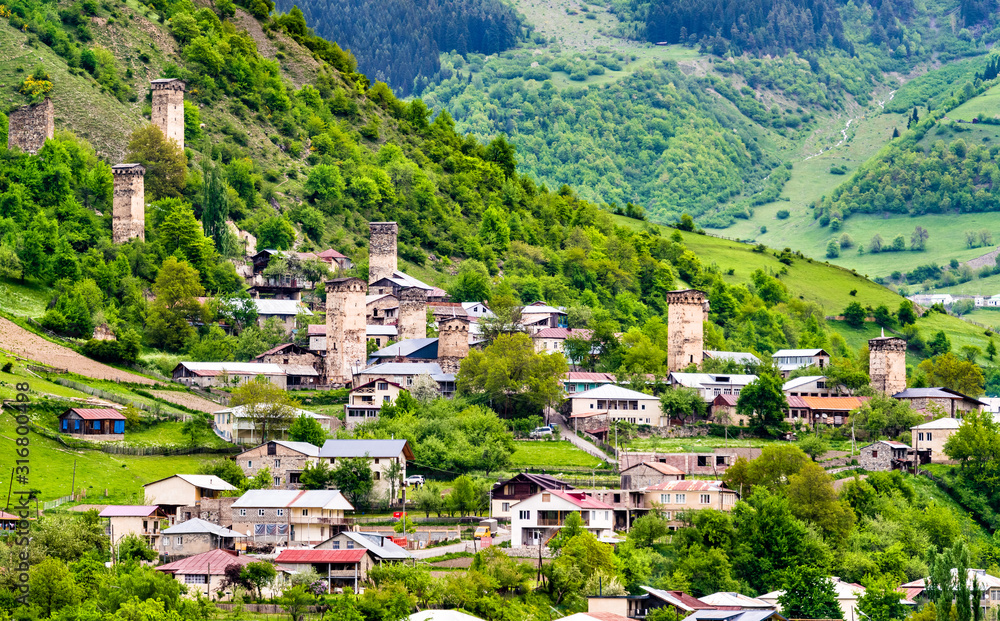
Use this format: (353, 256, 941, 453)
(666, 290, 705, 372)
(326, 277, 367, 385)
(398, 287, 427, 341)
(869, 337, 907, 396)
(857, 444, 893, 471)
(437, 316, 469, 373)
(7, 98, 54, 154)
(368, 222, 398, 284)
(151, 79, 185, 149)
(112, 164, 145, 243)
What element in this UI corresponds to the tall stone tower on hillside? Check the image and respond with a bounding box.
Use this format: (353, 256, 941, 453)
(368, 222, 398, 284)
(112, 164, 146, 243)
(666, 289, 706, 373)
(326, 277, 367, 385)
(398, 287, 427, 341)
(151, 79, 186, 149)
(7, 98, 54, 154)
(869, 333, 907, 396)
(437, 316, 470, 373)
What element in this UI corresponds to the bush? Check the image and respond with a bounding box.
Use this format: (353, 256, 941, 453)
(776, 210, 790, 219)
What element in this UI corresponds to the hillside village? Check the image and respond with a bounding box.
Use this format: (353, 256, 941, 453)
(7, 0, 1000, 618)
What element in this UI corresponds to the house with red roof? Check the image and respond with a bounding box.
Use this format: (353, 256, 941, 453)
(316, 248, 353, 272)
(58, 408, 127, 441)
(784, 396, 869, 428)
(98, 505, 169, 548)
(510, 489, 615, 547)
(619, 461, 685, 489)
(642, 480, 739, 528)
(531, 327, 593, 355)
(345, 378, 406, 428)
(156, 548, 262, 599)
(275, 548, 373, 592)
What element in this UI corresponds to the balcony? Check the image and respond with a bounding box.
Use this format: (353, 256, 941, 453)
(537, 512, 590, 527)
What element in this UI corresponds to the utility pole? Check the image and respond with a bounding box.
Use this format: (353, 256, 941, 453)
(70, 459, 77, 500)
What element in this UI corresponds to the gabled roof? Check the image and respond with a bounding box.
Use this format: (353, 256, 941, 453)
(366, 294, 396, 305)
(62, 408, 126, 420)
(175, 362, 285, 377)
(643, 480, 731, 492)
(567, 384, 657, 400)
(143, 474, 237, 491)
(254, 343, 310, 359)
(493, 473, 574, 492)
(622, 461, 685, 476)
(865, 440, 911, 450)
(771, 349, 827, 357)
(698, 592, 774, 609)
(799, 396, 867, 411)
(361, 362, 444, 376)
(214, 405, 327, 420)
(545, 489, 613, 509)
(340, 531, 410, 559)
(668, 372, 758, 388)
(532, 327, 593, 339)
(319, 439, 414, 460)
(642, 587, 717, 612)
(894, 387, 986, 405)
(279, 364, 320, 377)
(231, 489, 353, 510)
(156, 549, 249, 574)
(237, 440, 320, 458)
(352, 378, 405, 392)
(760, 576, 865, 601)
(162, 518, 246, 537)
(371, 338, 439, 358)
(703, 351, 761, 364)
(564, 372, 618, 383)
(521, 302, 566, 315)
(316, 248, 348, 260)
(686, 610, 784, 621)
(901, 568, 1000, 590)
(713, 394, 739, 407)
(308, 324, 327, 336)
(254, 298, 313, 316)
(782, 376, 827, 391)
(911, 417, 962, 430)
(367, 325, 398, 336)
(99, 505, 164, 517)
(276, 549, 367, 564)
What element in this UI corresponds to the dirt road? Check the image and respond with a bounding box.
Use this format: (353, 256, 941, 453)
(0, 317, 155, 385)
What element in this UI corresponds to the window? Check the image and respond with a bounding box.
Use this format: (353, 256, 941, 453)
(374, 458, 380, 464)
(674, 494, 686, 503)
(239, 509, 246, 517)
(268, 443, 277, 456)
(374, 471, 380, 480)
(700, 494, 711, 504)
(184, 575, 207, 584)
(302, 509, 309, 516)
(871, 451, 878, 458)
(641, 404, 646, 410)
(347, 541, 355, 549)
(164, 537, 171, 546)
(332, 541, 340, 549)
(918, 433, 924, 441)
(542, 493, 551, 502)
(377, 382, 389, 391)
(613, 494, 621, 503)
(716, 456, 726, 466)
(247, 460, 253, 469)
(502, 503, 510, 512)
(664, 512, 671, 520)
(274, 476, 282, 486)
(927, 433, 933, 441)
(383, 395, 391, 402)
(605, 511, 609, 520)
(177, 536, 183, 545)
(143, 520, 148, 532)
(276, 509, 285, 517)
(660, 494, 669, 504)
(697, 456, 708, 467)
(258, 509, 265, 517)
(519, 510, 530, 520)
(274, 459, 281, 468)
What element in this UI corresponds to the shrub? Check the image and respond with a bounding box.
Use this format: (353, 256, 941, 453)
(776, 210, 790, 219)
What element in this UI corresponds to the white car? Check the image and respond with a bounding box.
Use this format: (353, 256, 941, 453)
(404, 475, 425, 486)
(529, 426, 554, 438)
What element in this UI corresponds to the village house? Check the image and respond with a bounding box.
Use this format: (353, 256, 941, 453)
(253, 298, 313, 335)
(367, 325, 398, 348)
(760, 577, 866, 621)
(901, 569, 1000, 608)
(314, 530, 410, 563)
(143, 474, 237, 522)
(156, 549, 261, 599)
(771, 348, 830, 376)
(520, 302, 568, 334)
(783, 375, 841, 397)
(173, 362, 287, 389)
(316, 248, 353, 271)
(308, 323, 328, 352)
(711, 394, 740, 425)
(236, 440, 321, 488)
(619, 448, 761, 476)
(461, 301, 492, 318)
(566, 384, 664, 430)
(318, 439, 413, 497)
(510, 490, 615, 547)
(562, 372, 618, 394)
(686, 608, 786, 621)
(911, 417, 962, 462)
(785, 396, 868, 428)
(160, 518, 246, 558)
(490, 473, 575, 519)
(644, 480, 738, 528)
(253, 343, 322, 387)
(667, 372, 758, 401)
(356, 362, 456, 397)
(577, 487, 650, 531)
(368, 270, 447, 301)
(531, 327, 594, 354)
(58, 408, 126, 441)
(619, 461, 685, 489)
(857, 440, 924, 471)
(99, 505, 169, 548)
(230, 489, 354, 545)
(345, 378, 406, 428)
(274, 548, 373, 592)
(893, 387, 985, 418)
(366, 293, 400, 325)
(588, 587, 717, 621)
(697, 593, 775, 609)
(214, 405, 336, 445)
(307, 324, 400, 352)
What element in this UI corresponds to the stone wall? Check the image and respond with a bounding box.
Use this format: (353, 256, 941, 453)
(857, 444, 893, 471)
(257, 351, 320, 369)
(666, 289, 706, 372)
(176, 496, 237, 526)
(112, 164, 145, 243)
(437, 316, 469, 372)
(326, 277, 367, 385)
(368, 222, 398, 284)
(366, 294, 399, 325)
(398, 287, 427, 341)
(869, 336, 906, 395)
(7, 98, 54, 154)
(236, 442, 317, 488)
(151, 79, 186, 149)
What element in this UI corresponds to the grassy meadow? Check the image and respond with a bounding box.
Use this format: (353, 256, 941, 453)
(510, 440, 605, 468)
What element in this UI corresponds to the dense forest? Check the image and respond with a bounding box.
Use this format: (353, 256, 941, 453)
(272, 0, 524, 94)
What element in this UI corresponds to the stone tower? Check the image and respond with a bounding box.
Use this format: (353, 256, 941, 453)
(869, 333, 907, 396)
(368, 222, 398, 284)
(151, 79, 186, 149)
(398, 287, 427, 341)
(7, 98, 54, 154)
(437, 316, 470, 373)
(111, 164, 146, 243)
(325, 277, 367, 385)
(666, 289, 706, 373)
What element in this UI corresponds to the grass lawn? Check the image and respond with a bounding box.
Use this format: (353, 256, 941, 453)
(933, 273, 1000, 296)
(510, 440, 603, 468)
(0, 412, 219, 502)
(0, 354, 94, 400)
(0, 277, 52, 318)
(949, 83, 1000, 121)
(121, 421, 233, 449)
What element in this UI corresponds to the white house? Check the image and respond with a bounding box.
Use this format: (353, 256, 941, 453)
(771, 349, 830, 375)
(566, 384, 663, 427)
(213, 405, 336, 445)
(510, 489, 614, 547)
(667, 372, 758, 400)
(783, 376, 839, 397)
(254, 298, 313, 335)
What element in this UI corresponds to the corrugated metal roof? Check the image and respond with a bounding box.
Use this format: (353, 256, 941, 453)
(567, 384, 657, 400)
(782, 376, 827, 390)
(367, 325, 398, 336)
(361, 362, 443, 376)
(254, 299, 313, 316)
(275, 549, 366, 564)
(643, 480, 730, 492)
(319, 439, 413, 460)
(911, 417, 962, 430)
(156, 549, 249, 574)
(231, 490, 353, 510)
(162, 518, 246, 537)
(771, 349, 827, 357)
(371, 338, 438, 358)
(894, 387, 985, 404)
(704, 351, 761, 364)
(174, 474, 237, 491)
(99, 505, 163, 517)
(178, 362, 285, 376)
(279, 364, 320, 376)
(213, 405, 328, 420)
(317, 248, 347, 259)
(532, 327, 593, 339)
(668, 373, 758, 388)
(308, 324, 327, 335)
(642, 587, 716, 611)
(799, 396, 867, 411)
(698, 592, 774, 609)
(64, 408, 126, 420)
(622, 461, 685, 476)
(549, 490, 613, 509)
(341, 531, 410, 559)
(564, 372, 617, 382)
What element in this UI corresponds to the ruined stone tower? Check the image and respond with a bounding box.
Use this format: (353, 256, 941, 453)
(398, 287, 427, 341)
(111, 164, 146, 243)
(151, 79, 186, 149)
(326, 277, 367, 385)
(437, 316, 470, 373)
(368, 222, 398, 284)
(869, 333, 907, 396)
(666, 289, 706, 373)
(7, 98, 54, 154)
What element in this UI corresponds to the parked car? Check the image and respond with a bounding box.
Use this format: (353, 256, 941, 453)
(404, 474, 425, 486)
(529, 425, 554, 438)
